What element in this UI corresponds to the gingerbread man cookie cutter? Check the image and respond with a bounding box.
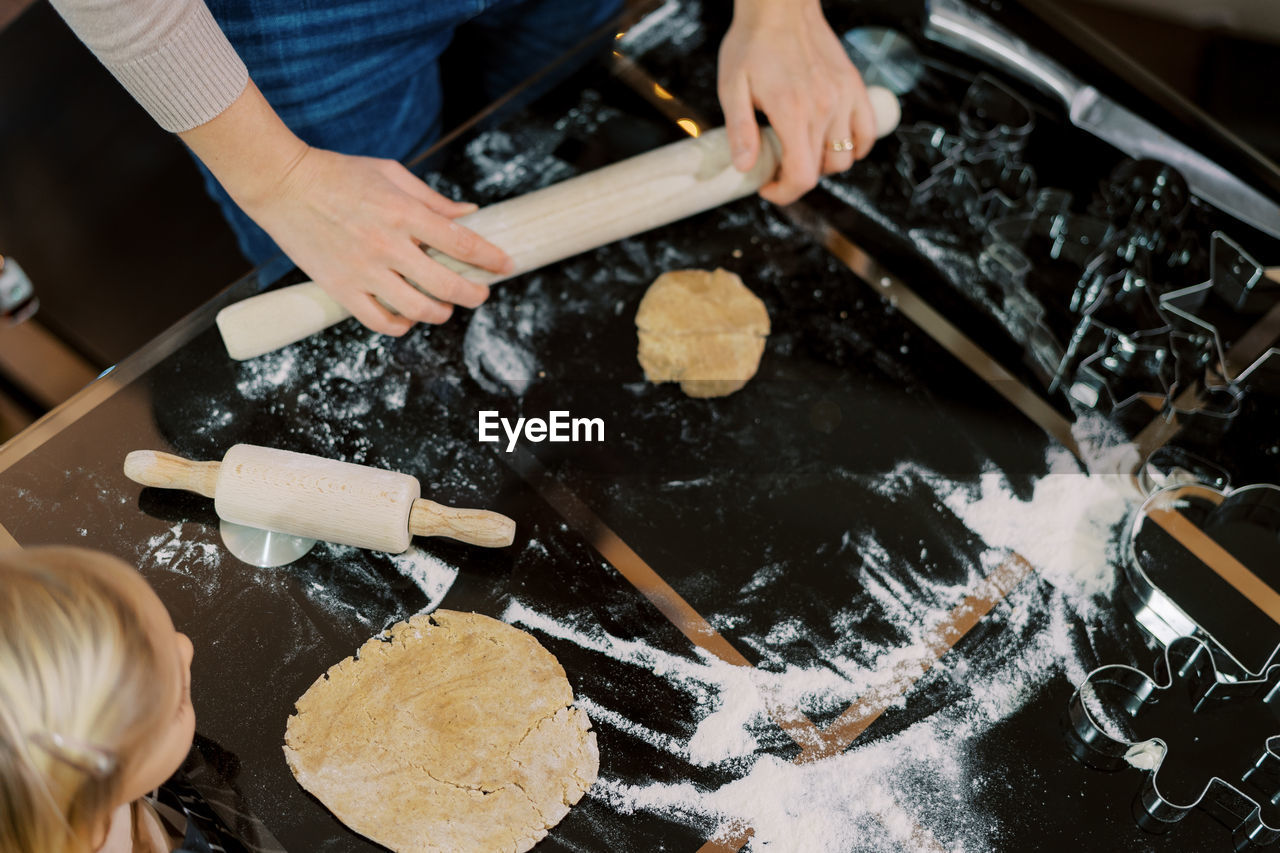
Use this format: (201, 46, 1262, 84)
(1067, 635, 1280, 846)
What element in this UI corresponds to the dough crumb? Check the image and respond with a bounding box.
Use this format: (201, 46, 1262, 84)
(1124, 740, 1166, 771)
(635, 268, 770, 398)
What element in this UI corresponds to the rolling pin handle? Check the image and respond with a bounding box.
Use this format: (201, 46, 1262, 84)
(407, 499, 516, 549)
(123, 450, 220, 500)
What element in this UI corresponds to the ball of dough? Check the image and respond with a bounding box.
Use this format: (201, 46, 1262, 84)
(283, 611, 598, 853)
(635, 268, 770, 399)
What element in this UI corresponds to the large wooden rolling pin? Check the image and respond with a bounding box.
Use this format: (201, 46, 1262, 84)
(216, 88, 901, 360)
(124, 445, 516, 551)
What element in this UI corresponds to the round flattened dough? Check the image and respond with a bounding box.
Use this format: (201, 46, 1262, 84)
(283, 610, 598, 853)
(635, 268, 770, 398)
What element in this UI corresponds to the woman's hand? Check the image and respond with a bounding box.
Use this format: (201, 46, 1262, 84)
(243, 148, 511, 335)
(718, 0, 875, 205)
(182, 80, 511, 336)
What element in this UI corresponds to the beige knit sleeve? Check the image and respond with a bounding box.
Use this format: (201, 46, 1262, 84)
(48, 0, 249, 133)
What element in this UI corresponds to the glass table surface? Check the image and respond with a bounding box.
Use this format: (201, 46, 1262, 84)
(3, 1, 1279, 850)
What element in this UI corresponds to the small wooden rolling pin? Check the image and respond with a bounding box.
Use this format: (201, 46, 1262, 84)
(124, 445, 515, 552)
(216, 87, 903, 360)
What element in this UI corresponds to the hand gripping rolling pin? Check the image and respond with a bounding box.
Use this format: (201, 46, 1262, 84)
(124, 445, 516, 552)
(216, 87, 903, 360)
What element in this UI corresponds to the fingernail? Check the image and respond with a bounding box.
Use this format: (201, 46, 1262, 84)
(732, 148, 752, 171)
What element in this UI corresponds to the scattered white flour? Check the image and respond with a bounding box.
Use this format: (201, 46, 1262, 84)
(500, 441, 1141, 850)
(463, 127, 576, 197)
(687, 671, 762, 765)
(231, 329, 413, 436)
(933, 445, 1140, 619)
(235, 348, 298, 400)
(511, 585, 1089, 850)
(575, 695, 688, 759)
(1070, 412, 1141, 477)
(597, 724, 982, 851)
(388, 547, 461, 615)
(1077, 680, 1130, 742)
(138, 522, 223, 576)
(463, 308, 538, 396)
(135, 521, 458, 628)
(619, 0, 705, 57)
(316, 542, 461, 622)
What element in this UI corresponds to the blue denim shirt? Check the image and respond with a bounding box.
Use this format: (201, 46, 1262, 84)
(197, 0, 621, 263)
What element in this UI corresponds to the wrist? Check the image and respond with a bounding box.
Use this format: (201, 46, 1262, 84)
(178, 80, 311, 213)
(233, 139, 312, 215)
(733, 0, 822, 24)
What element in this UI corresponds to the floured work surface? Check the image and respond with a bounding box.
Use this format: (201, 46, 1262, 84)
(1, 87, 1261, 851)
(3, 2, 1278, 851)
(284, 611, 598, 853)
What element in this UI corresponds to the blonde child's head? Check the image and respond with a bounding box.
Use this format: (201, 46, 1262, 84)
(0, 546, 195, 853)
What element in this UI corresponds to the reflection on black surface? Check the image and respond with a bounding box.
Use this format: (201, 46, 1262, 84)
(2, 1, 1278, 850)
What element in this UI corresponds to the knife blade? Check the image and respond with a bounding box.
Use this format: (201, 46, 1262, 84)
(924, 0, 1280, 242)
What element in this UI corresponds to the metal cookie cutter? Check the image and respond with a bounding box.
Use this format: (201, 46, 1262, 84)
(977, 189, 1116, 381)
(1137, 445, 1231, 497)
(1158, 233, 1280, 392)
(894, 74, 1039, 234)
(1067, 635, 1280, 847)
(1122, 482, 1280, 681)
(1067, 325, 1175, 413)
(958, 72, 1035, 155)
(981, 189, 1116, 301)
(1090, 158, 1193, 259)
(1065, 478, 1280, 847)
(1062, 229, 1277, 422)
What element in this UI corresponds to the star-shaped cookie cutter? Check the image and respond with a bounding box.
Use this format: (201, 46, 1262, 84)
(1055, 265, 1177, 411)
(1156, 232, 1280, 400)
(1054, 228, 1276, 423)
(1067, 325, 1176, 413)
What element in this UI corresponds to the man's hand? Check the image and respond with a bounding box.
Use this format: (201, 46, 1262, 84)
(718, 0, 875, 205)
(182, 81, 511, 336)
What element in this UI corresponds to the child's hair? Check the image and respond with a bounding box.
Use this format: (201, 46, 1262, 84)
(0, 546, 172, 853)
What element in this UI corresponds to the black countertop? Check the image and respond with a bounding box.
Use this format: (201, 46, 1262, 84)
(3, 1, 1279, 850)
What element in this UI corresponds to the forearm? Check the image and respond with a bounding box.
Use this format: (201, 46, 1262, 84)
(48, 0, 246, 132)
(732, 0, 824, 19)
(177, 80, 309, 214)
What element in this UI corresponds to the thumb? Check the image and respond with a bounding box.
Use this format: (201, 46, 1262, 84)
(719, 75, 759, 172)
